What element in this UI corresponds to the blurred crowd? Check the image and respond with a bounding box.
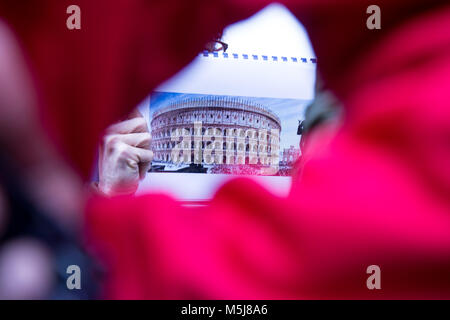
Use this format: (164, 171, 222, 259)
(0, 21, 98, 299)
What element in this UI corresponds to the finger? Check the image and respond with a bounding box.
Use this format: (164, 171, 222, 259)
(133, 147, 153, 180)
(112, 132, 151, 149)
(106, 117, 148, 135)
(130, 146, 154, 164)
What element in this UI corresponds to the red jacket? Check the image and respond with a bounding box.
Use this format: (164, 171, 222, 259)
(2, 0, 450, 299)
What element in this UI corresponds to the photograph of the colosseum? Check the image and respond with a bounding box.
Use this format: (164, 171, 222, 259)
(148, 92, 306, 176)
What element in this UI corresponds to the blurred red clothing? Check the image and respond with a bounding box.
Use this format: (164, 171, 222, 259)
(2, 0, 450, 298)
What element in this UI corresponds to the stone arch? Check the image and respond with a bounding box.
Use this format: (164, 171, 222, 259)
(205, 154, 212, 164)
(245, 129, 256, 139)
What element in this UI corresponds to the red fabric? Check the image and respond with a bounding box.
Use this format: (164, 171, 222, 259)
(2, 0, 450, 298)
(0, 0, 262, 177)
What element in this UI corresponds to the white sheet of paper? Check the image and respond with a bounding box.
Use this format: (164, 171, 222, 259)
(137, 4, 316, 201)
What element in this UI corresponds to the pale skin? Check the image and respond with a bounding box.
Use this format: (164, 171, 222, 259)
(98, 114, 153, 196)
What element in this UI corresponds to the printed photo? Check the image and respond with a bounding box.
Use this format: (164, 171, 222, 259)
(147, 92, 309, 176)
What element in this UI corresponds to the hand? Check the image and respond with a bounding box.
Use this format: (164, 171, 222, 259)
(98, 116, 153, 196)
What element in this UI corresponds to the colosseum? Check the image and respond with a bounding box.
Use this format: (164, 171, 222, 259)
(150, 96, 282, 172)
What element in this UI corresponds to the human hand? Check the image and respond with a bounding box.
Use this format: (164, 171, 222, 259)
(98, 116, 153, 196)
